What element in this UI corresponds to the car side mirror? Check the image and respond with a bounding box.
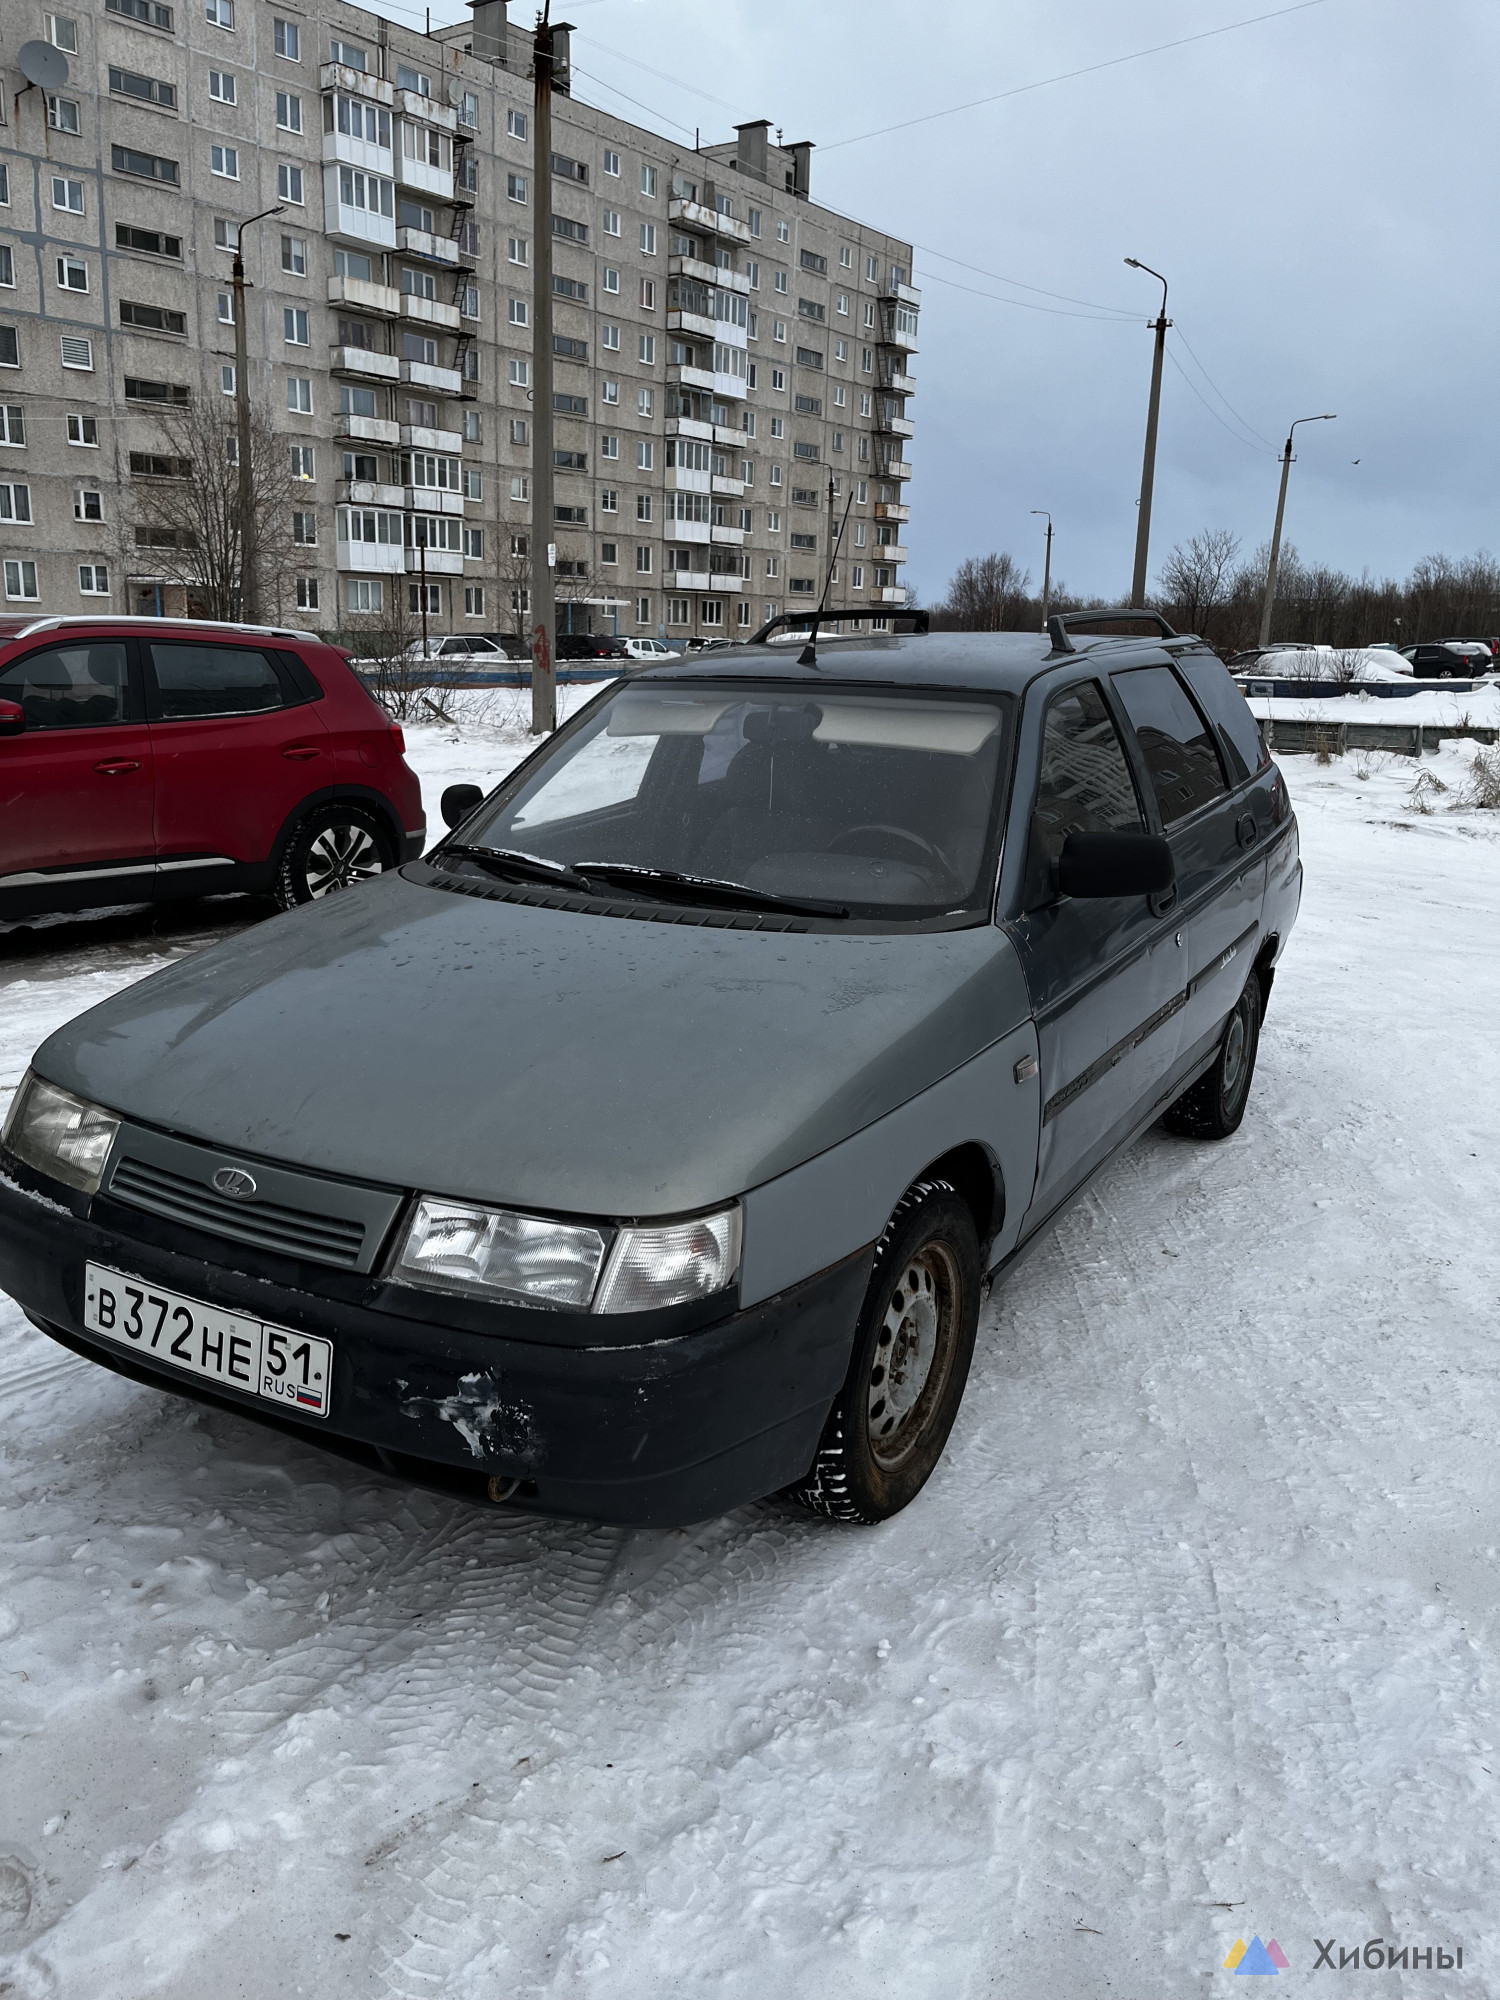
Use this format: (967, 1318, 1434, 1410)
(1055, 830, 1174, 899)
(440, 783, 484, 831)
(0, 700, 24, 737)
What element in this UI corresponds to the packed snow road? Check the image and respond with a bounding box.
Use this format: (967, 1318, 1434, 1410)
(2, 719, 1499, 1998)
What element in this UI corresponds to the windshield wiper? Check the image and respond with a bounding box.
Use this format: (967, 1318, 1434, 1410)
(573, 861, 847, 920)
(442, 844, 593, 894)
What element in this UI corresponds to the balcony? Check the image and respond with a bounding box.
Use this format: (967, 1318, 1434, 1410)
(400, 423, 462, 453)
(667, 310, 718, 342)
(666, 571, 743, 592)
(874, 411, 915, 439)
(337, 538, 404, 574)
(405, 545, 463, 575)
(399, 293, 461, 332)
(878, 366, 917, 396)
(712, 370, 748, 403)
(324, 170, 397, 252)
(665, 416, 715, 442)
(878, 310, 919, 354)
(668, 198, 752, 245)
(878, 281, 922, 308)
(666, 464, 711, 494)
(668, 255, 751, 295)
(399, 358, 463, 395)
(396, 151, 453, 201)
(396, 226, 462, 269)
(713, 423, 745, 449)
(710, 524, 745, 546)
(876, 586, 908, 604)
(873, 501, 910, 523)
(880, 459, 913, 481)
(395, 88, 456, 130)
(873, 542, 909, 565)
(665, 521, 711, 546)
(339, 478, 403, 507)
(667, 363, 716, 395)
(335, 413, 401, 445)
(404, 488, 464, 515)
(319, 63, 395, 105)
(711, 474, 743, 497)
(323, 129, 393, 175)
(330, 345, 399, 382)
(328, 274, 400, 316)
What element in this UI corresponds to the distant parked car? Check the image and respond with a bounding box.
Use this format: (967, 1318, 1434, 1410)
(382, 636, 513, 667)
(620, 637, 683, 664)
(556, 633, 629, 662)
(1399, 641, 1493, 678)
(0, 614, 423, 922)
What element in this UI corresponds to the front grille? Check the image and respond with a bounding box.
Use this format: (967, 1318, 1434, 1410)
(110, 1155, 369, 1269)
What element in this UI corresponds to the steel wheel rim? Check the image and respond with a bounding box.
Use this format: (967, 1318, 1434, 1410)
(867, 1240, 959, 1472)
(1221, 999, 1250, 1102)
(305, 822, 382, 898)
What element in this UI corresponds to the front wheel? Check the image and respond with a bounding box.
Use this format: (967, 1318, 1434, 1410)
(275, 805, 393, 910)
(783, 1180, 981, 1524)
(1161, 973, 1262, 1140)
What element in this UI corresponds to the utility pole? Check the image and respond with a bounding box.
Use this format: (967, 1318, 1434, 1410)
(1031, 509, 1053, 626)
(1125, 257, 1169, 610)
(418, 532, 430, 658)
(824, 469, 837, 621)
(529, 5, 557, 733)
(228, 203, 284, 624)
(1258, 413, 1336, 649)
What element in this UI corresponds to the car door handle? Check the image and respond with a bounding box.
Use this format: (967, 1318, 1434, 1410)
(93, 759, 141, 775)
(282, 745, 322, 761)
(1236, 812, 1258, 850)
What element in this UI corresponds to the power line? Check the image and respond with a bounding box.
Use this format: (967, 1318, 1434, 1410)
(920, 267, 1145, 324)
(819, 0, 1334, 152)
(911, 242, 1137, 319)
(1164, 343, 1277, 456)
(568, 62, 699, 140)
(576, 33, 743, 114)
(1171, 325, 1279, 450)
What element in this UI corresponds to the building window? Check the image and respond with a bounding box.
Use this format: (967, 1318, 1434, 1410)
(641, 164, 658, 197)
(221, 364, 235, 393)
(79, 563, 111, 595)
(107, 0, 175, 26)
(508, 237, 528, 265)
(770, 416, 784, 439)
(600, 542, 619, 565)
(289, 444, 315, 480)
(604, 267, 620, 294)
(55, 256, 89, 293)
(345, 578, 382, 613)
(601, 380, 619, 405)
(0, 407, 24, 446)
(463, 527, 484, 559)
(274, 17, 300, 58)
(638, 334, 655, 365)
(48, 95, 82, 132)
(0, 253, 12, 291)
(4, 560, 39, 600)
(211, 145, 239, 179)
(636, 493, 652, 521)
(48, 13, 79, 50)
(276, 91, 302, 132)
(600, 489, 617, 512)
(509, 358, 529, 386)
(636, 547, 652, 574)
(507, 172, 527, 203)
(287, 377, 312, 413)
(291, 510, 317, 545)
(602, 209, 621, 238)
(508, 298, 529, 327)
(292, 577, 318, 611)
(769, 465, 782, 487)
(0, 483, 31, 522)
(463, 410, 482, 442)
(113, 145, 179, 185)
(507, 107, 527, 139)
(52, 176, 85, 215)
(66, 413, 97, 447)
(461, 468, 483, 500)
(601, 435, 619, 459)
(457, 92, 478, 129)
(510, 474, 530, 500)
(60, 336, 94, 370)
(510, 418, 528, 444)
(638, 388, 654, 417)
(637, 441, 654, 471)
(283, 307, 310, 345)
(278, 163, 305, 203)
(71, 487, 102, 521)
(209, 68, 235, 101)
(461, 284, 481, 319)
(281, 234, 307, 276)
(206, 0, 234, 25)
(640, 222, 657, 255)
(464, 585, 485, 616)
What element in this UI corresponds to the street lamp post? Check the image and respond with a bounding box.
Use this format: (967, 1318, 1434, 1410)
(228, 203, 285, 624)
(1124, 258, 1170, 610)
(1030, 509, 1053, 626)
(1258, 413, 1336, 648)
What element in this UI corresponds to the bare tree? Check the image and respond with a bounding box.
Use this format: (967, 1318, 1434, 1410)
(124, 397, 300, 623)
(941, 552, 1032, 631)
(340, 574, 431, 721)
(1156, 529, 1241, 636)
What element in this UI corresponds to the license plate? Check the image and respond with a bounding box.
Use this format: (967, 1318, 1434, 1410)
(83, 1262, 332, 1419)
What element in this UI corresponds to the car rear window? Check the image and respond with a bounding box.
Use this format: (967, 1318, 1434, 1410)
(0, 642, 128, 729)
(149, 642, 284, 720)
(1111, 666, 1229, 824)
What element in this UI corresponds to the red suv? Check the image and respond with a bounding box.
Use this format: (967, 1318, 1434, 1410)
(0, 615, 424, 923)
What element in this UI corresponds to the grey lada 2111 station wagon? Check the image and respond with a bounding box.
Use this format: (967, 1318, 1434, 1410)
(0, 608, 1300, 1527)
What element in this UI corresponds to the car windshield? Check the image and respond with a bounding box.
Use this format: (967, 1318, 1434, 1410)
(452, 679, 1011, 924)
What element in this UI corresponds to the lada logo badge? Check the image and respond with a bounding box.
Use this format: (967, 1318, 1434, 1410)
(211, 1166, 258, 1199)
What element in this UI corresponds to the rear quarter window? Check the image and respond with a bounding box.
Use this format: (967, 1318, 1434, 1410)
(1175, 652, 1269, 784)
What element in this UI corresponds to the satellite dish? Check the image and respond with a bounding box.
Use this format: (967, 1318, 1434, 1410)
(19, 40, 71, 89)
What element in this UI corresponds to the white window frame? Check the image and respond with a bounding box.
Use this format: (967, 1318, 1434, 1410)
(79, 563, 111, 595)
(274, 17, 300, 59)
(208, 69, 235, 102)
(210, 144, 239, 180)
(52, 176, 85, 214)
(286, 375, 312, 413)
(55, 255, 89, 293)
(4, 560, 40, 601)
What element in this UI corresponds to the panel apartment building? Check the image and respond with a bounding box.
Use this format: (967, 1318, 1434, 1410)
(0, 0, 919, 640)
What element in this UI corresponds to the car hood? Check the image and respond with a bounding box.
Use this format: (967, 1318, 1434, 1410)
(32, 871, 1031, 1216)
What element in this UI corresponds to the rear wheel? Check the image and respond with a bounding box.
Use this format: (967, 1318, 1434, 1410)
(275, 804, 393, 910)
(1161, 974, 1262, 1140)
(783, 1180, 981, 1524)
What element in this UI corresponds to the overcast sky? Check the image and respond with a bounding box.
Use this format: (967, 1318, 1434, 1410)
(422, 0, 1496, 607)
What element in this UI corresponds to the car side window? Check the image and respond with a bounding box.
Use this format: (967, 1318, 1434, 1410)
(1111, 665, 1228, 824)
(0, 643, 129, 730)
(149, 643, 285, 721)
(1176, 654, 1268, 784)
(1025, 680, 1144, 907)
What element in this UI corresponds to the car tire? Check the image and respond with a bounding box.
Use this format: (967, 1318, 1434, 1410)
(274, 804, 394, 910)
(783, 1179, 981, 1525)
(1161, 973, 1262, 1141)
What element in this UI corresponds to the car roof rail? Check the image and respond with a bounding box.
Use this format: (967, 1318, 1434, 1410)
(9, 613, 318, 642)
(745, 606, 930, 646)
(1045, 607, 1179, 655)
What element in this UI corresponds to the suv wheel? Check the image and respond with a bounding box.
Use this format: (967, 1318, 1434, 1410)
(275, 804, 393, 910)
(783, 1180, 981, 1524)
(1161, 974, 1262, 1140)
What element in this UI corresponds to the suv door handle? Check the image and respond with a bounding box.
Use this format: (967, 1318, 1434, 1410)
(1236, 812, 1258, 850)
(93, 759, 141, 775)
(282, 744, 322, 761)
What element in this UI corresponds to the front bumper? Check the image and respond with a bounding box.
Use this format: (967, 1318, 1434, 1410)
(0, 1166, 869, 1527)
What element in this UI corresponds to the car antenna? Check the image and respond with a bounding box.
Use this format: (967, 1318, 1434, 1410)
(799, 476, 857, 667)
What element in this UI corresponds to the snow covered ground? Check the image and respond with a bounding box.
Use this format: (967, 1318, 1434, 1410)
(2, 720, 1500, 1997)
(1248, 682, 1500, 729)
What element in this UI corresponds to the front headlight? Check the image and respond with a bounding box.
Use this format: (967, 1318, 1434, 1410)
(392, 1196, 607, 1309)
(1, 1071, 121, 1195)
(592, 1206, 742, 1315)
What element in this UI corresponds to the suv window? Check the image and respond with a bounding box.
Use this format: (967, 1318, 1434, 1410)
(1176, 654, 1267, 784)
(149, 642, 284, 720)
(0, 642, 129, 728)
(1111, 666, 1227, 824)
(1026, 680, 1143, 905)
